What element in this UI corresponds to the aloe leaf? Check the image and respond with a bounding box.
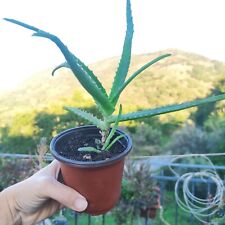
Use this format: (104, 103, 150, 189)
(107, 94, 225, 123)
(78, 147, 102, 153)
(4, 18, 113, 116)
(102, 105, 122, 150)
(3, 18, 39, 32)
(52, 61, 108, 98)
(52, 62, 70, 76)
(75, 60, 109, 99)
(109, 0, 134, 105)
(64, 106, 107, 130)
(110, 54, 171, 104)
(34, 30, 113, 115)
(105, 134, 125, 151)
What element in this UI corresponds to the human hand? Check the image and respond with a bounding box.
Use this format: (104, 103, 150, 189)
(0, 160, 88, 225)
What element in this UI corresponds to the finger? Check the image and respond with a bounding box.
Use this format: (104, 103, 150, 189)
(37, 160, 60, 178)
(45, 179, 88, 212)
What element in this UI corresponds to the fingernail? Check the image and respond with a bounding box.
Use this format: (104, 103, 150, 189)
(74, 198, 88, 212)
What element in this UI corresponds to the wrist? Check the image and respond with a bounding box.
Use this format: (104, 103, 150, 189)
(0, 188, 22, 225)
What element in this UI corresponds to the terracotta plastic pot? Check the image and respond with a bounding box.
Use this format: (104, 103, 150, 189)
(50, 125, 132, 215)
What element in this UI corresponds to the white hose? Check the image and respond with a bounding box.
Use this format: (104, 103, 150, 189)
(173, 155, 225, 223)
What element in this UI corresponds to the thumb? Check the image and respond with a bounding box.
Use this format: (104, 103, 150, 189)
(45, 178, 88, 212)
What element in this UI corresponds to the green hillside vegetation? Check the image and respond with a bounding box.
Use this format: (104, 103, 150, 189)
(0, 49, 225, 154)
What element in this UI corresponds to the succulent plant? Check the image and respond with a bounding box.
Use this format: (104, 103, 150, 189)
(4, 0, 225, 152)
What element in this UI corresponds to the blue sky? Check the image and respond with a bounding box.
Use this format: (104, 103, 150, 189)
(0, 0, 225, 91)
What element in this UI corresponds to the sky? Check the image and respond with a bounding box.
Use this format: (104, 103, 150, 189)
(0, 0, 225, 91)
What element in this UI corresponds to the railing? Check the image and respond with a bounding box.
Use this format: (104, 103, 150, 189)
(1, 153, 225, 225)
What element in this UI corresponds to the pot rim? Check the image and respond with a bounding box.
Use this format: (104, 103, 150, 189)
(50, 125, 132, 168)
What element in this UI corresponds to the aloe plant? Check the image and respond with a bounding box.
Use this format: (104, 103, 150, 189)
(4, 0, 225, 152)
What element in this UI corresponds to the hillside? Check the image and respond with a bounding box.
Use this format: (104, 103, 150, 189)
(0, 49, 225, 126)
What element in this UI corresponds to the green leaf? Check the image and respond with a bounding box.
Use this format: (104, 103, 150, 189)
(105, 134, 125, 151)
(109, 0, 134, 105)
(75, 60, 109, 99)
(3, 18, 39, 32)
(110, 54, 171, 104)
(78, 147, 102, 153)
(107, 94, 225, 123)
(102, 105, 122, 150)
(4, 18, 114, 116)
(52, 61, 108, 98)
(64, 106, 107, 130)
(33, 30, 114, 115)
(52, 62, 70, 76)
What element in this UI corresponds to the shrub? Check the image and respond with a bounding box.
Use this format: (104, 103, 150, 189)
(127, 124, 162, 155)
(113, 161, 160, 223)
(0, 158, 35, 190)
(165, 123, 209, 155)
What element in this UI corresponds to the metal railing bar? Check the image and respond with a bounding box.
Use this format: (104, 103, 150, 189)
(143, 161, 225, 170)
(144, 216, 148, 225)
(1, 153, 225, 170)
(175, 202, 178, 225)
(152, 175, 225, 184)
(88, 215, 91, 225)
(2, 153, 225, 170)
(74, 211, 78, 225)
(0, 153, 53, 161)
(102, 214, 105, 225)
(159, 169, 164, 225)
(207, 182, 211, 223)
(189, 181, 195, 224)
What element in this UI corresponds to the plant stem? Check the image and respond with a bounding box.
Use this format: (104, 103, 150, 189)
(100, 129, 109, 145)
(100, 118, 110, 145)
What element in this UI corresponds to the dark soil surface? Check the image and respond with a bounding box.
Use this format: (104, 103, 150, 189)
(56, 131, 126, 162)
